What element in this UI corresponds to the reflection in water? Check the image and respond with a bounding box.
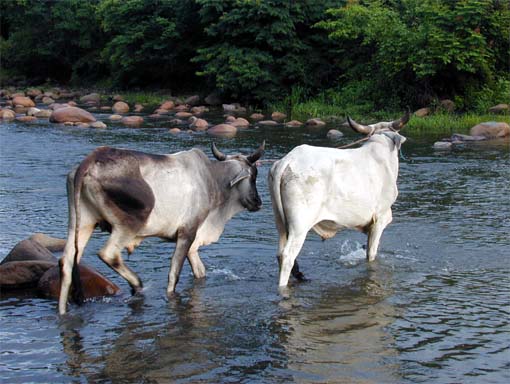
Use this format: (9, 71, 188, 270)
(275, 265, 401, 383)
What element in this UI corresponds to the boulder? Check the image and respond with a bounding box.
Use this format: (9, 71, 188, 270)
(112, 101, 130, 114)
(488, 104, 509, 114)
(35, 109, 52, 118)
(49, 103, 69, 110)
(433, 141, 452, 150)
(27, 107, 41, 116)
(42, 96, 55, 104)
(189, 116, 209, 131)
(0, 261, 56, 289)
(207, 124, 238, 138)
(191, 106, 208, 115)
(14, 105, 28, 114)
(306, 118, 326, 126)
(12, 96, 35, 108)
(80, 93, 101, 104)
(250, 113, 264, 121)
(16, 116, 37, 123)
(285, 120, 303, 127)
(414, 107, 430, 117)
(91, 121, 107, 129)
(439, 99, 455, 113)
(230, 117, 250, 128)
(121, 116, 144, 126)
(1, 239, 58, 265)
(109, 114, 123, 121)
(470, 122, 510, 138)
(327, 129, 344, 140)
(160, 100, 175, 110)
(26, 89, 42, 98)
(0, 109, 16, 119)
(176, 111, 193, 119)
(258, 120, 279, 126)
(134, 103, 144, 113)
(49, 107, 96, 123)
(204, 92, 222, 106)
(28, 233, 66, 252)
(174, 104, 189, 112)
(169, 128, 182, 135)
(37, 264, 120, 299)
(185, 95, 200, 106)
(271, 111, 286, 122)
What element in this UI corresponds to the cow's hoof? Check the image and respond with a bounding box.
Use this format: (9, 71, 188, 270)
(131, 286, 143, 295)
(293, 271, 308, 282)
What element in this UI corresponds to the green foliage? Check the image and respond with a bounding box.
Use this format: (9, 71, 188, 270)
(407, 113, 510, 134)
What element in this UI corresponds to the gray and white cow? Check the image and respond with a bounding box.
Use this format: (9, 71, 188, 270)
(59, 143, 264, 314)
(268, 113, 409, 287)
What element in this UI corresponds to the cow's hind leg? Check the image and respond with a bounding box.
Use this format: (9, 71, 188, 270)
(279, 232, 307, 287)
(98, 228, 143, 294)
(366, 210, 393, 262)
(58, 222, 95, 315)
(167, 229, 195, 295)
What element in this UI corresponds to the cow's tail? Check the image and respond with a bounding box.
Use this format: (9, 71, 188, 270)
(70, 153, 96, 305)
(268, 159, 289, 238)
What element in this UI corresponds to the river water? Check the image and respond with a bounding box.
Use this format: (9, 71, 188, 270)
(0, 109, 509, 383)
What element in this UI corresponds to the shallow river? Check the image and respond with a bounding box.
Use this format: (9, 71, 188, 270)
(1, 109, 509, 383)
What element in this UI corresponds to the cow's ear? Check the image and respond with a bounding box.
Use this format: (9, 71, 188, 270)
(391, 132, 406, 150)
(230, 169, 251, 187)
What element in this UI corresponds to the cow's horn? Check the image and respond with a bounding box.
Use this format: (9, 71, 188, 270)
(391, 110, 410, 130)
(347, 116, 373, 135)
(247, 140, 265, 164)
(211, 142, 227, 161)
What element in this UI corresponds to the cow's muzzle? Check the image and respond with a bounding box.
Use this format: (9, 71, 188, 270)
(244, 195, 262, 212)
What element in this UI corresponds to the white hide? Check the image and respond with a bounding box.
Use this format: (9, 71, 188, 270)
(269, 132, 405, 286)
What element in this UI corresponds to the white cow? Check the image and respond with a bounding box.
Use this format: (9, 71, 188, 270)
(268, 113, 409, 286)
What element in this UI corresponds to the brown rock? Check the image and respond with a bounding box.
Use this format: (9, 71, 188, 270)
(470, 122, 510, 138)
(0, 109, 16, 119)
(258, 120, 279, 126)
(80, 93, 101, 104)
(175, 104, 189, 112)
(134, 103, 144, 113)
(271, 111, 287, 122)
(42, 96, 55, 104)
(489, 104, 509, 114)
(250, 113, 264, 121)
(169, 128, 182, 134)
(37, 264, 120, 299)
(306, 118, 326, 126)
(49, 107, 96, 123)
(16, 116, 37, 123)
(26, 89, 42, 98)
(121, 116, 144, 126)
(109, 114, 123, 121)
(176, 111, 192, 119)
(91, 121, 107, 129)
(189, 116, 209, 131)
(112, 101, 130, 114)
(285, 120, 303, 127)
(231, 117, 250, 128)
(160, 100, 175, 110)
(29, 233, 66, 252)
(207, 124, 238, 138)
(0, 261, 56, 289)
(12, 96, 35, 108)
(1, 239, 58, 264)
(439, 99, 455, 113)
(191, 106, 208, 115)
(35, 109, 52, 118)
(185, 95, 200, 106)
(414, 107, 430, 117)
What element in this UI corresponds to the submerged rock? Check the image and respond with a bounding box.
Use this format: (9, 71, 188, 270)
(0, 261, 56, 289)
(327, 129, 344, 140)
(207, 124, 237, 138)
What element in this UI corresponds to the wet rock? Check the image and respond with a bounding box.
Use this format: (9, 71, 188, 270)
(191, 106, 208, 115)
(154, 108, 171, 115)
(100, 106, 112, 111)
(112, 101, 129, 114)
(2, 239, 58, 264)
(91, 121, 107, 129)
(306, 118, 326, 126)
(169, 118, 184, 125)
(185, 95, 200, 106)
(14, 105, 28, 114)
(29, 233, 66, 252)
(0, 261, 56, 289)
(134, 103, 144, 113)
(258, 120, 279, 126)
(26, 89, 42, 98)
(16, 116, 37, 123)
(176, 111, 192, 119)
(169, 128, 182, 135)
(285, 120, 303, 127)
(0, 109, 16, 119)
(189, 116, 209, 131)
(225, 115, 236, 123)
(35, 109, 52, 118)
(37, 264, 120, 299)
(327, 129, 344, 140)
(451, 133, 486, 142)
(250, 113, 264, 121)
(12, 96, 35, 108)
(160, 100, 175, 110)
(42, 96, 55, 104)
(414, 107, 430, 117)
(488, 104, 509, 114)
(433, 141, 452, 150)
(121, 116, 144, 126)
(205, 92, 222, 106)
(49, 103, 69, 110)
(271, 111, 286, 122)
(80, 93, 101, 104)
(77, 123, 90, 128)
(27, 107, 41, 116)
(175, 104, 189, 112)
(470, 121, 510, 138)
(109, 114, 123, 121)
(230, 117, 250, 128)
(50, 107, 96, 123)
(207, 124, 237, 138)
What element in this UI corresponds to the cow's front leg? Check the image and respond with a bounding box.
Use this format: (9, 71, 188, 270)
(366, 210, 393, 261)
(167, 229, 195, 294)
(188, 247, 206, 279)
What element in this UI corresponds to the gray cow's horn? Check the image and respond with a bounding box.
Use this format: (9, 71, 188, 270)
(247, 140, 265, 164)
(391, 110, 411, 130)
(347, 116, 374, 135)
(211, 142, 227, 161)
